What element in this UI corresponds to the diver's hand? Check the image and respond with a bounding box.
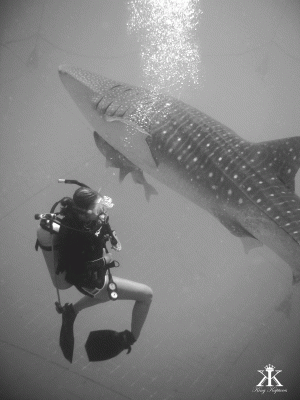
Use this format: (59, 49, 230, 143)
(111, 244, 121, 251)
(103, 248, 113, 264)
(111, 231, 122, 251)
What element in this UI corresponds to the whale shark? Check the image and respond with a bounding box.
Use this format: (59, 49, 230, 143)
(59, 65, 300, 281)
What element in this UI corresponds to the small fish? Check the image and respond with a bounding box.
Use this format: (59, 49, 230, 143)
(93, 131, 158, 202)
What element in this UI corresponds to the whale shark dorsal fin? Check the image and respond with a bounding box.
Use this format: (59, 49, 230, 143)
(248, 137, 300, 192)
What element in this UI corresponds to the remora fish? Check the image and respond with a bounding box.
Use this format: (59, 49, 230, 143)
(93, 130, 158, 202)
(59, 65, 300, 281)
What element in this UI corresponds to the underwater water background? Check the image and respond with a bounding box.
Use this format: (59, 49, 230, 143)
(1, 1, 300, 399)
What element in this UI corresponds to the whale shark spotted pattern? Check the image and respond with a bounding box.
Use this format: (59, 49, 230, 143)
(59, 65, 300, 280)
(148, 103, 300, 239)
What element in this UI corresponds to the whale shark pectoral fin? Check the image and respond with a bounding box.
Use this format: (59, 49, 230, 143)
(215, 212, 263, 253)
(250, 136, 300, 192)
(105, 158, 113, 168)
(102, 118, 158, 170)
(145, 135, 159, 168)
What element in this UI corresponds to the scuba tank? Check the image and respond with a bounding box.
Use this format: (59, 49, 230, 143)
(35, 195, 74, 290)
(36, 220, 72, 290)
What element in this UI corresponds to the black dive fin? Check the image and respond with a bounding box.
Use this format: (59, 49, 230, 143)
(60, 330, 74, 363)
(59, 303, 76, 363)
(85, 330, 135, 362)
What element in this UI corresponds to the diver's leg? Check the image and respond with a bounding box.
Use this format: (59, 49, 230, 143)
(72, 283, 110, 314)
(82, 279, 152, 361)
(73, 277, 153, 340)
(112, 277, 153, 340)
(72, 294, 109, 314)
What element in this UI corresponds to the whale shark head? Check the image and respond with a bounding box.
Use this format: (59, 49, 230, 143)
(59, 65, 159, 170)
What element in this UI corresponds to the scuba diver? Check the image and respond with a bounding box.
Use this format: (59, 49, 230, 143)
(35, 179, 153, 363)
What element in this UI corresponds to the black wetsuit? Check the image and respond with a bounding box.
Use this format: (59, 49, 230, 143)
(56, 212, 114, 291)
